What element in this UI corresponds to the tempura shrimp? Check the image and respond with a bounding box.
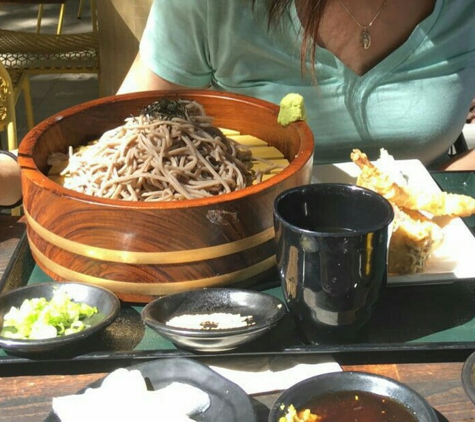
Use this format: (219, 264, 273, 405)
(350, 149, 475, 218)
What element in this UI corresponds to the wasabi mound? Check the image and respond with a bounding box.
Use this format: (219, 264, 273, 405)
(277, 93, 307, 126)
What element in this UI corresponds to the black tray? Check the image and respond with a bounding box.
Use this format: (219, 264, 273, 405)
(2, 172, 475, 375)
(2, 230, 475, 376)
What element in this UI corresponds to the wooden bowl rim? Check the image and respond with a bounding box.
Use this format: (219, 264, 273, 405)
(18, 89, 314, 210)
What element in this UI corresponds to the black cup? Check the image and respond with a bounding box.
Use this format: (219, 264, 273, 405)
(273, 183, 394, 341)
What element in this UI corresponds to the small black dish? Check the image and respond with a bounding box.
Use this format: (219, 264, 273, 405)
(268, 371, 438, 422)
(0, 282, 120, 354)
(141, 287, 286, 352)
(461, 350, 475, 404)
(45, 357, 257, 422)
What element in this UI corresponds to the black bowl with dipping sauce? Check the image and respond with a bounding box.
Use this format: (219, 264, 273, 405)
(268, 371, 438, 422)
(141, 288, 286, 352)
(461, 350, 475, 404)
(273, 183, 394, 341)
(0, 282, 120, 354)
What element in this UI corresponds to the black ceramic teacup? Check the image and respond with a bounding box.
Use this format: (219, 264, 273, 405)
(273, 183, 394, 341)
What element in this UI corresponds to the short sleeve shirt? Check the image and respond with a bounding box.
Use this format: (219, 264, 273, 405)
(140, 0, 475, 166)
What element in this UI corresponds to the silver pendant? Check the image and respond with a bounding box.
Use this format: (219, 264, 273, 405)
(360, 28, 371, 49)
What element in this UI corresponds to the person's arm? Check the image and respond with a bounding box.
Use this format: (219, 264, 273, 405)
(0, 150, 22, 208)
(117, 51, 189, 95)
(439, 149, 475, 171)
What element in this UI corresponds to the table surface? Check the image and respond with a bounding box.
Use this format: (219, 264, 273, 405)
(1, 215, 475, 421)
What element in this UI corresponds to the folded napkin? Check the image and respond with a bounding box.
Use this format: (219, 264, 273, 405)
(204, 354, 341, 395)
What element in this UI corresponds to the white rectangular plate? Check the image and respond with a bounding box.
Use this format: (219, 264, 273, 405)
(312, 160, 475, 286)
(463, 123, 475, 146)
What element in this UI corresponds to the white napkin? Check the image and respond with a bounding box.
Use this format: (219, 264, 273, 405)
(204, 354, 341, 395)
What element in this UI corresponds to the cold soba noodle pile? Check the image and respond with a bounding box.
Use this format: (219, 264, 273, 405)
(49, 99, 278, 202)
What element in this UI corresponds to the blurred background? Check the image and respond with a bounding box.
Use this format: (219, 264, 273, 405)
(0, 0, 153, 148)
(1, 0, 474, 151)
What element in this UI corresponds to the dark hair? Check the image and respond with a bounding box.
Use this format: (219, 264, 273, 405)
(253, 0, 329, 80)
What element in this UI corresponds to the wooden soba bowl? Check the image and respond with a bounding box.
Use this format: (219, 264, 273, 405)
(18, 90, 314, 303)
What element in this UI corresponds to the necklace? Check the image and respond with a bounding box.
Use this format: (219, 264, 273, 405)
(338, 0, 389, 49)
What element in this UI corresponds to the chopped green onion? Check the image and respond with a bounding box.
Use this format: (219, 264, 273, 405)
(1, 289, 98, 340)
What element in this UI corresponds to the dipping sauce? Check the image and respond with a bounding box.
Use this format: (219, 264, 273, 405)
(281, 390, 418, 422)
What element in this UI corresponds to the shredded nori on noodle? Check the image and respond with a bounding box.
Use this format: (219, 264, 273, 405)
(142, 99, 188, 120)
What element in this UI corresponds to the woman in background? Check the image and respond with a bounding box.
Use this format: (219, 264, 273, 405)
(119, 0, 475, 168)
(2, 0, 474, 203)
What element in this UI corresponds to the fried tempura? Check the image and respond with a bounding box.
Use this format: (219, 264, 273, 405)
(349, 148, 475, 274)
(389, 206, 444, 274)
(351, 149, 475, 217)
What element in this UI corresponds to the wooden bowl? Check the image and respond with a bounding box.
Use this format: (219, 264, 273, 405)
(18, 90, 314, 303)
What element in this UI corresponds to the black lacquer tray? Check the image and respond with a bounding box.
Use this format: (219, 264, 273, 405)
(1, 172, 475, 376)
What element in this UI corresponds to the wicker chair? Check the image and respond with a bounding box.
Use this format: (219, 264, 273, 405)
(36, 0, 98, 34)
(0, 61, 33, 151)
(76, 0, 98, 32)
(0, 61, 31, 215)
(0, 1, 68, 34)
(36, 0, 68, 34)
(0, 28, 99, 141)
(0, 28, 99, 75)
(0, 25, 100, 141)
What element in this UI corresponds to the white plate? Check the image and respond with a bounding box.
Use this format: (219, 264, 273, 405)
(312, 160, 475, 286)
(464, 124, 475, 147)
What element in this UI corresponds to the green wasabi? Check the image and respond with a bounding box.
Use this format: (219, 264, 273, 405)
(277, 93, 307, 126)
(1, 289, 98, 340)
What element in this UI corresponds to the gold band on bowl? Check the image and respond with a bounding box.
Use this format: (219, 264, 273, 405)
(29, 241, 277, 295)
(24, 207, 275, 264)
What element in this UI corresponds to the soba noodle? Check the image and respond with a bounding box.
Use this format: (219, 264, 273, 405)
(55, 100, 258, 202)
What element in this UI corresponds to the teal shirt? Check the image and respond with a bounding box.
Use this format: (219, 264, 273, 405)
(140, 0, 475, 166)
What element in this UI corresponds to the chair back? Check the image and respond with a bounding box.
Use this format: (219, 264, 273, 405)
(0, 60, 17, 150)
(0, 61, 15, 129)
(0, 1, 97, 35)
(0, 28, 99, 75)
